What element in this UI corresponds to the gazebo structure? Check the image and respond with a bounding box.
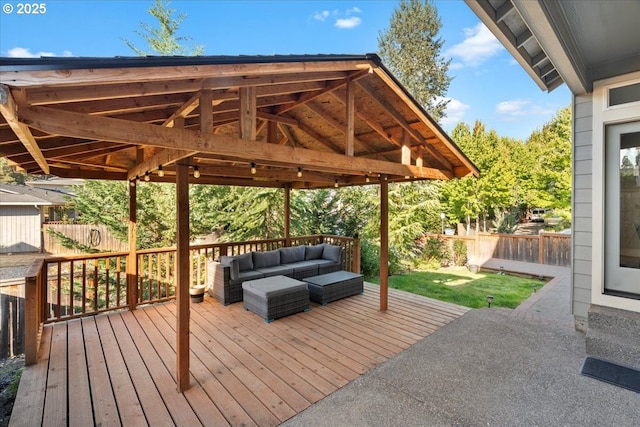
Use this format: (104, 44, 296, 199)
(0, 54, 478, 393)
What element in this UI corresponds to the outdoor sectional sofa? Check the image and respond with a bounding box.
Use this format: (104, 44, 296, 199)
(209, 243, 344, 305)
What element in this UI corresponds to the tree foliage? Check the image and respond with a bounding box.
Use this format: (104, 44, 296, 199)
(123, 0, 203, 56)
(377, 0, 451, 121)
(442, 106, 572, 234)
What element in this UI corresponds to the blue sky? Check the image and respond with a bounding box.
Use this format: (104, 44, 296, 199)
(0, 0, 571, 140)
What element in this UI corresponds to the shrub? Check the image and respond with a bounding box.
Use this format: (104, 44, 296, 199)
(422, 236, 451, 268)
(360, 238, 380, 279)
(452, 240, 468, 266)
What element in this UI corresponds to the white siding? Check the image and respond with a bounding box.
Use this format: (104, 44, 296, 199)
(572, 94, 592, 323)
(0, 206, 42, 253)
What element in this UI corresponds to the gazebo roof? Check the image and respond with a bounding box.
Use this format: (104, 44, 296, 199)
(0, 54, 478, 188)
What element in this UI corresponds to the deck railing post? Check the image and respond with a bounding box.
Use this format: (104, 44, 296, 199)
(24, 259, 44, 366)
(539, 232, 544, 264)
(352, 237, 361, 274)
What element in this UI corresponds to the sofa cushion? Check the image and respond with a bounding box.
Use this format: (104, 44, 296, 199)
(322, 244, 342, 263)
(253, 249, 281, 269)
(219, 257, 240, 280)
(280, 246, 305, 264)
(236, 252, 254, 271)
(229, 270, 265, 286)
(305, 244, 325, 260)
(255, 265, 294, 278)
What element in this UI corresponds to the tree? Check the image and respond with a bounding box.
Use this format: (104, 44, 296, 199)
(378, 0, 451, 121)
(123, 0, 203, 56)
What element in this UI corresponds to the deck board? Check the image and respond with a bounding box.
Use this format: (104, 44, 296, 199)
(11, 283, 469, 427)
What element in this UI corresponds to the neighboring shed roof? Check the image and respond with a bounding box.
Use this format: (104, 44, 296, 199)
(0, 182, 69, 205)
(0, 54, 478, 188)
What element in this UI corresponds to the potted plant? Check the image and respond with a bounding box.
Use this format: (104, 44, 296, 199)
(189, 285, 205, 303)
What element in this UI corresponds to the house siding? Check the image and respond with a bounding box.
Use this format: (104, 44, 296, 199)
(0, 206, 42, 253)
(572, 94, 593, 330)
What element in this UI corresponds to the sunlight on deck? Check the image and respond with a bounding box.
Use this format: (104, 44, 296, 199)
(10, 283, 468, 427)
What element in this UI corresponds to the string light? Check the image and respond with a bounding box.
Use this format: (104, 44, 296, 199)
(334, 179, 339, 188)
(365, 175, 370, 183)
(144, 171, 150, 181)
(129, 180, 135, 187)
(297, 167, 303, 178)
(251, 162, 257, 174)
(157, 165, 164, 177)
(193, 165, 200, 178)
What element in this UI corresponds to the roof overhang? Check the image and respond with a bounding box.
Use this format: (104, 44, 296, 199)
(466, 0, 640, 95)
(0, 54, 478, 188)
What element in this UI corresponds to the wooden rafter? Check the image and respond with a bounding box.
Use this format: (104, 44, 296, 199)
(19, 105, 452, 179)
(357, 80, 453, 172)
(0, 85, 50, 174)
(304, 102, 372, 154)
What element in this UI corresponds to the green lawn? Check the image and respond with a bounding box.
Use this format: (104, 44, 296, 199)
(370, 267, 545, 309)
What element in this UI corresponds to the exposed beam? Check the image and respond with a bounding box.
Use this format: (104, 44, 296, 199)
(0, 85, 50, 174)
(256, 111, 298, 127)
(22, 71, 353, 105)
(275, 69, 370, 115)
(278, 123, 297, 147)
(357, 79, 453, 172)
(20, 105, 453, 180)
(379, 176, 389, 311)
(304, 102, 371, 153)
(3, 60, 374, 87)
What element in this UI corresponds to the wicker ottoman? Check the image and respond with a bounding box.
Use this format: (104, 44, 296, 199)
(242, 276, 310, 322)
(305, 271, 364, 305)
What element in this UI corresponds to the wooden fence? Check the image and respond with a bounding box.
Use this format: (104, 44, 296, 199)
(42, 223, 128, 254)
(430, 232, 571, 267)
(0, 280, 24, 359)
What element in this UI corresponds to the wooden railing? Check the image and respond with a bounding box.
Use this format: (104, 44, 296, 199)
(22, 234, 359, 363)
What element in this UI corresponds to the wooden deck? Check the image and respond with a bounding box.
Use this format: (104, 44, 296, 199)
(10, 283, 468, 427)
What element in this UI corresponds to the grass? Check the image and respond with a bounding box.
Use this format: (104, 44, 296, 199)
(370, 266, 545, 309)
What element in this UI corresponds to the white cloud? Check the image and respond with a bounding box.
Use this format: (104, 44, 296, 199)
(335, 17, 361, 29)
(7, 47, 72, 58)
(439, 97, 471, 126)
(347, 7, 362, 14)
(495, 99, 555, 121)
(445, 23, 503, 68)
(313, 10, 330, 21)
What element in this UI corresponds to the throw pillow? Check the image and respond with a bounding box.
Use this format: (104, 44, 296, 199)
(322, 244, 342, 263)
(304, 244, 325, 260)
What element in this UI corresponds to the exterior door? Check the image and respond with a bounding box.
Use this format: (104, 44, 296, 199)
(605, 121, 640, 296)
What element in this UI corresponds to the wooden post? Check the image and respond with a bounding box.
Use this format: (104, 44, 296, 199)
(401, 130, 411, 165)
(127, 181, 137, 310)
(176, 161, 190, 392)
(23, 260, 43, 366)
(284, 185, 291, 246)
(380, 177, 389, 311)
(345, 78, 355, 156)
(353, 237, 361, 274)
(239, 86, 257, 140)
(539, 232, 544, 264)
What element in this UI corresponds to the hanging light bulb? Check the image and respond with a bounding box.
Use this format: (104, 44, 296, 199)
(157, 165, 164, 177)
(193, 165, 200, 178)
(144, 171, 150, 182)
(297, 167, 303, 178)
(251, 162, 257, 174)
(129, 180, 135, 187)
(365, 175, 370, 183)
(334, 179, 339, 188)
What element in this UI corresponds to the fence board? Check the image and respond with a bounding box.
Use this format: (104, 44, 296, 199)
(42, 223, 128, 254)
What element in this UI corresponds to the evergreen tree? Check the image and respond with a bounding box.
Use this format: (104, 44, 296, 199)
(123, 0, 203, 56)
(378, 0, 451, 121)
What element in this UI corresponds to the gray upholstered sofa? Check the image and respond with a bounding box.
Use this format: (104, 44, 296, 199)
(208, 243, 343, 305)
